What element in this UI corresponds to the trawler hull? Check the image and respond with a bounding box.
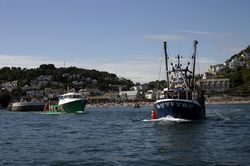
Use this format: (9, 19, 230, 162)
(45, 92, 87, 114)
(46, 99, 87, 114)
(153, 99, 205, 120)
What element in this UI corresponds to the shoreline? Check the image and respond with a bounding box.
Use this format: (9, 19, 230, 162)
(86, 101, 153, 108)
(86, 99, 250, 109)
(205, 96, 250, 105)
(206, 100, 250, 105)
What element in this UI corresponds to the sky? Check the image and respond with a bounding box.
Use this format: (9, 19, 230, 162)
(0, 0, 250, 83)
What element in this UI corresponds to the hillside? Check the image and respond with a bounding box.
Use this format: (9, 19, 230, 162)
(0, 64, 134, 92)
(216, 45, 250, 94)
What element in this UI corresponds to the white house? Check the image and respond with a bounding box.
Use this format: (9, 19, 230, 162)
(1, 81, 18, 92)
(229, 58, 245, 69)
(208, 64, 225, 74)
(145, 90, 156, 100)
(26, 90, 44, 98)
(119, 90, 143, 100)
(202, 72, 214, 80)
(241, 53, 250, 60)
(199, 78, 230, 93)
(37, 75, 53, 81)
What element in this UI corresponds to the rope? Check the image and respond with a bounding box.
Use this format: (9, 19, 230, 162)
(196, 47, 201, 76)
(208, 105, 230, 120)
(156, 51, 164, 99)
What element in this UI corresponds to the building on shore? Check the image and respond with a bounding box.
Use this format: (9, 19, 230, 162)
(199, 78, 230, 93)
(119, 90, 144, 101)
(208, 64, 225, 74)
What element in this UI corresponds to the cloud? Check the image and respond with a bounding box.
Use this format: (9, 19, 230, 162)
(0, 54, 213, 83)
(178, 30, 232, 39)
(178, 30, 216, 36)
(144, 34, 186, 41)
(0, 54, 162, 83)
(195, 57, 219, 72)
(69, 55, 164, 83)
(144, 30, 217, 42)
(0, 54, 59, 68)
(223, 46, 243, 54)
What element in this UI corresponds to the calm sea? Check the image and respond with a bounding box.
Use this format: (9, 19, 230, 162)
(0, 104, 250, 165)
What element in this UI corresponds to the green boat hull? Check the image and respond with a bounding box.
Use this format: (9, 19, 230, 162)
(47, 100, 87, 113)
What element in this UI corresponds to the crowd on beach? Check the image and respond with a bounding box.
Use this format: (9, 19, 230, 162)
(205, 96, 250, 105)
(86, 101, 153, 108)
(86, 96, 250, 109)
(86, 96, 250, 108)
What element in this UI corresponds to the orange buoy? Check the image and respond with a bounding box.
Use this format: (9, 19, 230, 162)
(151, 110, 157, 119)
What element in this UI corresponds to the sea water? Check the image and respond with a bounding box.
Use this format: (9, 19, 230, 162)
(0, 104, 250, 165)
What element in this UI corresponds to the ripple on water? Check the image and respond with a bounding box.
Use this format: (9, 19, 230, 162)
(1, 104, 250, 165)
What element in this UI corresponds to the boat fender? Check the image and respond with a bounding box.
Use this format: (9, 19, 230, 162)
(151, 110, 157, 119)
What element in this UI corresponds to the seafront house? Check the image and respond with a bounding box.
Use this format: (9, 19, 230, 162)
(241, 52, 250, 60)
(208, 64, 225, 74)
(0, 81, 18, 92)
(229, 58, 245, 69)
(145, 90, 154, 100)
(199, 78, 230, 93)
(119, 90, 144, 101)
(202, 72, 214, 80)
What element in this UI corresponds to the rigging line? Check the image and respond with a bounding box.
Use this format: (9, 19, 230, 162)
(179, 71, 188, 88)
(196, 47, 201, 75)
(158, 53, 164, 81)
(208, 105, 230, 120)
(167, 46, 174, 69)
(189, 44, 193, 59)
(156, 51, 164, 99)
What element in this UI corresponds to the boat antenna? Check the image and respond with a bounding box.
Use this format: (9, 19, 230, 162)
(164, 41, 170, 89)
(192, 40, 198, 88)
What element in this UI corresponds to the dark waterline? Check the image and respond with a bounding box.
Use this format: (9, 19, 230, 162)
(1, 104, 250, 165)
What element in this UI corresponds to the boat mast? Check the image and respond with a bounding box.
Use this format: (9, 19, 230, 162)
(164, 41, 169, 88)
(192, 40, 198, 88)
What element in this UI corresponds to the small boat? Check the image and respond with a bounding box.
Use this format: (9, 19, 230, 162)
(134, 103, 140, 108)
(152, 41, 205, 120)
(10, 102, 45, 112)
(44, 92, 87, 113)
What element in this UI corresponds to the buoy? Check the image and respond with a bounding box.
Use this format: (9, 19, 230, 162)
(151, 110, 157, 119)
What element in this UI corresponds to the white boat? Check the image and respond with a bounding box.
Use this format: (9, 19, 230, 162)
(10, 102, 45, 112)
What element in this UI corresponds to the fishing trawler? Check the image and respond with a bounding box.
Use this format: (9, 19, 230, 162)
(44, 92, 87, 113)
(151, 41, 205, 120)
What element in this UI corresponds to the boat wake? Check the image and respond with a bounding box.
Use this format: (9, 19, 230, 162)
(39, 111, 86, 115)
(143, 115, 191, 122)
(39, 112, 64, 115)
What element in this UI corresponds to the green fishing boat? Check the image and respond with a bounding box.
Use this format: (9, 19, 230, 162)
(44, 92, 87, 113)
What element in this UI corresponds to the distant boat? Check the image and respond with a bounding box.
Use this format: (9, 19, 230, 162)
(134, 103, 140, 108)
(10, 102, 45, 112)
(152, 41, 205, 120)
(44, 92, 87, 113)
